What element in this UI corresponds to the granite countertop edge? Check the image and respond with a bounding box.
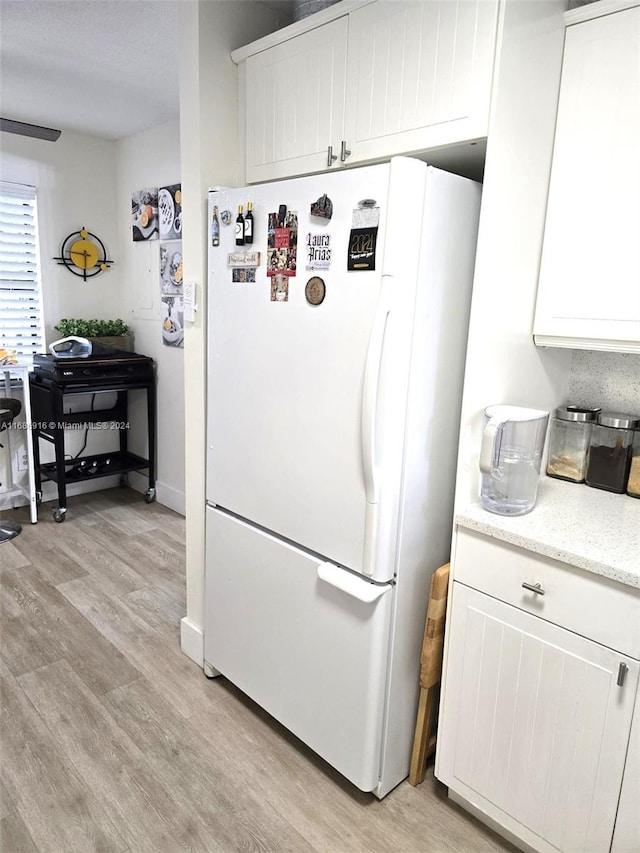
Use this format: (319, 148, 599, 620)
(455, 478, 640, 591)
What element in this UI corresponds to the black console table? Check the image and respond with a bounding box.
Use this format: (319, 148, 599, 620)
(29, 350, 156, 522)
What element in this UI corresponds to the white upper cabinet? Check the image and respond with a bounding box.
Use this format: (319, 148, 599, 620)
(237, 0, 500, 183)
(244, 17, 348, 183)
(534, 3, 640, 353)
(343, 0, 499, 164)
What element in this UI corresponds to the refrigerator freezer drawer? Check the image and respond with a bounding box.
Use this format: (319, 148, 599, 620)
(204, 505, 393, 793)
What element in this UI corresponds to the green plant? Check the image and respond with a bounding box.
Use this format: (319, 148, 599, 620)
(55, 318, 130, 337)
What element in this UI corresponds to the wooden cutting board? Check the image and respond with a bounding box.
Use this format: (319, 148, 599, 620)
(409, 562, 450, 786)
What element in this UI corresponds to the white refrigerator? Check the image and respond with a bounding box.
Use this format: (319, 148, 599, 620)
(204, 156, 480, 798)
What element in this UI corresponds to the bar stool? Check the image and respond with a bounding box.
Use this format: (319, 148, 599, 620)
(0, 397, 22, 542)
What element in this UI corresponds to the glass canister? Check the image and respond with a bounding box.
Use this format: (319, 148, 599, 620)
(585, 412, 639, 494)
(627, 426, 640, 498)
(546, 406, 600, 483)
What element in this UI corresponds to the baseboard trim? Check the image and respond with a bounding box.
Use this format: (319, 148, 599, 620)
(129, 471, 185, 516)
(180, 617, 203, 667)
(4, 474, 186, 519)
(1, 475, 122, 513)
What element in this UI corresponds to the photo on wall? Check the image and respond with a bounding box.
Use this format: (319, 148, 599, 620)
(160, 241, 183, 295)
(162, 295, 184, 348)
(132, 188, 159, 241)
(158, 183, 182, 240)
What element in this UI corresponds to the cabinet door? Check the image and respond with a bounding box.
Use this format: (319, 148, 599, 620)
(343, 0, 499, 164)
(244, 17, 347, 183)
(437, 583, 638, 853)
(611, 682, 640, 852)
(534, 7, 640, 352)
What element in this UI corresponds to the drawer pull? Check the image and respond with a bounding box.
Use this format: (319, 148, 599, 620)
(340, 140, 351, 162)
(522, 581, 545, 596)
(327, 145, 337, 167)
(617, 662, 628, 687)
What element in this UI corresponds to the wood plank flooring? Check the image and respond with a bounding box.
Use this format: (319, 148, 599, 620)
(0, 490, 518, 853)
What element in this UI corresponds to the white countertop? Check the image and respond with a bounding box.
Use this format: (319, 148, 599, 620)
(456, 477, 640, 589)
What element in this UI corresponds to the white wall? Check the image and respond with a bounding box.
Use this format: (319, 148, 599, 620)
(0, 123, 186, 512)
(454, 0, 573, 510)
(179, 0, 289, 663)
(0, 130, 122, 341)
(115, 120, 185, 513)
(1, 131, 124, 498)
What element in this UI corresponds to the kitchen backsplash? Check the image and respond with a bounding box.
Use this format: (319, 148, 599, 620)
(567, 351, 640, 414)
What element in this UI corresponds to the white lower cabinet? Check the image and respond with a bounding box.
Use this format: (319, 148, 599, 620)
(437, 532, 640, 853)
(611, 689, 640, 853)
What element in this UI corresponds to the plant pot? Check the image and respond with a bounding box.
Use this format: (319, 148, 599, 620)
(88, 334, 134, 352)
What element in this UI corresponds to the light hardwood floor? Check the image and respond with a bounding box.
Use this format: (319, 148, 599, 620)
(1, 490, 518, 853)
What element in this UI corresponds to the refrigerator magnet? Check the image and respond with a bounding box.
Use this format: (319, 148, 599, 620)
(267, 210, 298, 278)
(228, 251, 260, 268)
(271, 273, 289, 302)
(232, 268, 256, 283)
(348, 203, 379, 270)
(305, 232, 331, 271)
(305, 276, 326, 306)
(310, 193, 333, 220)
(348, 226, 378, 271)
(352, 202, 380, 229)
(220, 210, 232, 226)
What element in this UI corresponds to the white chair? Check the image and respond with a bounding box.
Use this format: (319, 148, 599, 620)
(0, 397, 22, 542)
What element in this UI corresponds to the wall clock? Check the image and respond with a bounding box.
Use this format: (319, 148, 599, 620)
(54, 228, 113, 280)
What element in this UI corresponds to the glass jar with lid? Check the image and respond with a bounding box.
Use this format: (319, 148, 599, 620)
(627, 426, 640, 498)
(546, 405, 600, 483)
(585, 412, 639, 493)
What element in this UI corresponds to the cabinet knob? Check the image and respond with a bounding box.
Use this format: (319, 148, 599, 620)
(522, 581, 545, 596)
(327, 145, 337, 168)
(340, 140, 351, 162)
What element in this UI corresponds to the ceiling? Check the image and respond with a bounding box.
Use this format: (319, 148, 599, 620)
(0, 0, 294, 142)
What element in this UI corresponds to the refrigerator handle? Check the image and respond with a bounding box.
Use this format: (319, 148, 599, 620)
(361, 281, 391, 505)
(317, 562, 392, 603)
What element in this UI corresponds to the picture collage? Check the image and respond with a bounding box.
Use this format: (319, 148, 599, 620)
(131, 183, 184, 347)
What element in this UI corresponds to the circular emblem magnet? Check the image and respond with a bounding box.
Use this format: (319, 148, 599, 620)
(305, 276, 326, 306)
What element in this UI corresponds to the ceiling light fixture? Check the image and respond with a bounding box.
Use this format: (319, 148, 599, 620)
(0, 118, 62, 142)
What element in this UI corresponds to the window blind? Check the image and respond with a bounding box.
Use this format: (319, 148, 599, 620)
(0, 181, 45, 357)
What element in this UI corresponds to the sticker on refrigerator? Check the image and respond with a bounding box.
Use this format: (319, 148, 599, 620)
(305, 232, 332, 271)
(353, 200, 379, 229)
(232, 268, 256, 283)
(348, 202, 379, 271)
(267, 207, 297, 278)
(228, 251, 261, 268)
(270, 273, 289, 302)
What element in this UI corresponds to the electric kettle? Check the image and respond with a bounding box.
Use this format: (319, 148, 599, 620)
(479, 405, 549, 516)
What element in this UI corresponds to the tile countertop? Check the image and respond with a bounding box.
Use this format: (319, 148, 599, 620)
(456, 477, 640, 590)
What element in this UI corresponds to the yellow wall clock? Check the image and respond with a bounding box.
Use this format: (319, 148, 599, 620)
(54, 228, 113, 280)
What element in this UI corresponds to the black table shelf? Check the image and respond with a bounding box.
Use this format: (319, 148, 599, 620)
(39, 451, 150, 485)
(29, 354, 156, 522)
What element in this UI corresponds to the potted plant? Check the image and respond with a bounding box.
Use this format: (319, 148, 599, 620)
(54, 318, 133, 352)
